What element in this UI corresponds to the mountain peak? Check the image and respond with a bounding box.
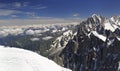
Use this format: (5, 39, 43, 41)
(59, 15, 120, 71)
(110, 15, 120, 21)
(92, 14, 100, 17)
(90, 14, 105, 24)
(91, 14, 104, 19)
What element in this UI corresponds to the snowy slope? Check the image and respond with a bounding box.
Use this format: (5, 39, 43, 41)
(0, 46, 71, 71)
(92, 31, 107, 42)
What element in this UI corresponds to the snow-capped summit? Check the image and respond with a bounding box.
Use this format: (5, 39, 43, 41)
(0, 46, 71, 71)
(91, 14, 105, 24)
(104, 16, 120, 32)
(110, 15, 120, 26)
(110, 15, 120, 21)
(92, 14, 101, 20)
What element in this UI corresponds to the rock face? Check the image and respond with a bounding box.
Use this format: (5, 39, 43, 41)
(57, 14, 120, 71)
(47, 30, 77, 65)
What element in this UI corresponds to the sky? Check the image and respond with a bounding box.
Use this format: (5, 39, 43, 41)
(0, 0, 120, 26)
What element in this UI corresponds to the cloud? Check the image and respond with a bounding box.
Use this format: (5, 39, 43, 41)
(13, 2, 22, 7)
(35, 6, 47, 9)
(30, 38, 40, 41)
(11, 15, 18, 18)
(0, 2, 30, 16)
(14, 2, 29, 7)
(0, 18, 82, 38)
(0, 2, 29, 8)
(0, 28, 23, 37)
(0, 9, 37, 18)
(0, 9, 21, 16)
(22, 12, 52, 19)
(0, 2, 47, 10)
(73, 13, 80, 17)
(42, 36, 53, 40)
(25, 29, 35, 35)
(25, 12, 36, 16)
(0, 9, 47, 19)
(0, 18, 81, 26)
(22, 2, 30, 7)
(29, 16, 52, 19)
(0, 2, 47, 18)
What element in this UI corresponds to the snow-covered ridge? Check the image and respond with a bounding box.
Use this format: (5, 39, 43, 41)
(47, 30, 76, 56)
(92, 31, 107, 42)
(50, 30, 73, 49)
(81, 14, 120, 41)
(84, 14, 120, 32)
(0, 45, 71, 71)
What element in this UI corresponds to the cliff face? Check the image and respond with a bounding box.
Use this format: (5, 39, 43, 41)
(57, 14, 120, 71)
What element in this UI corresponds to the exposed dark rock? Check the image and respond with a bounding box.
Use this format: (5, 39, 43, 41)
(54, 15, 120, 71)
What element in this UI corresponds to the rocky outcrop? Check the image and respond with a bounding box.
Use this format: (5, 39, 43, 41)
(56, 14, 120, 71)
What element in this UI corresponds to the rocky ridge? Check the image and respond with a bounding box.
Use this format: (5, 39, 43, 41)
(54, 14, 120, 71)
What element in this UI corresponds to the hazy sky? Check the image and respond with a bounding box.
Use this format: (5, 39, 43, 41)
(0, 0, 120, 26)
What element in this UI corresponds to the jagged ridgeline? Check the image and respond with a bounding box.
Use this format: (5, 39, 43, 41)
(53, 14, 120, 71)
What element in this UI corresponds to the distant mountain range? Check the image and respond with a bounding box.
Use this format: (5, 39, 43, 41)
(0, 23, 77, 57)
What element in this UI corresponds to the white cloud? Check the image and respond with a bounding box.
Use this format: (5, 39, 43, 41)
(26, 12, 37, 17)
(0, 2, 30, 8)
(13, 2, 22, 8)
(30, 38, 40, 41)
(0, 18, 81, 26)
(11, 15, 18, 18)
(0, 9, 36, 17)
(22, 2, 30, 7)
(35, 6, 47, 9)
(25, 29, 35, 35)
(0, 30, 8, 37)
(0, 3, 47, 17)
(73, 13, 80, 17)
(0, 18, 81, 37)
(0, 9, 21, 16)
(42, 36, 53, 40)
(0, 28, 23, 37)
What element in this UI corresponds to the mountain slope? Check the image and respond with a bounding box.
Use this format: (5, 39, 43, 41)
(0, 24, 76, 57)
(0, 45, 71, 71)
(56, 14, 120, 71)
